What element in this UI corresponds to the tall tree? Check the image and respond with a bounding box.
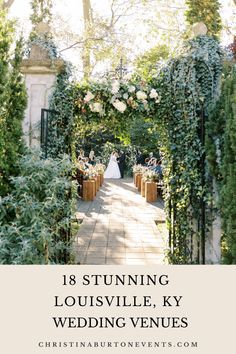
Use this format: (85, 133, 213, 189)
(82, 0, 93, 80)
(0, 1, 14, 195)
(185, 0, 222, 36)
(1, 0, 15, 10)
(134, 44, 170, 79)
(30, 0, 53, 27)
(0, 1, 27, 195)
(5, 37, 27, 176)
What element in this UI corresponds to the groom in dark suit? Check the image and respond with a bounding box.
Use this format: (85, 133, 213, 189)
(117, 150, 125, 179)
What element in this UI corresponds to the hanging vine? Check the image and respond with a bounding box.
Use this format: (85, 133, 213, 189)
(207, 63, 236, 264)
(154, 36, 223, 263)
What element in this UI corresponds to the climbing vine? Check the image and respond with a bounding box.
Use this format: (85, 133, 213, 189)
(30, 0, 53, 26)
(28, 0, 58, 60)
(207, 64, 236, 264)
(152, 36, 223, 263)
(48, 64, 75, 158)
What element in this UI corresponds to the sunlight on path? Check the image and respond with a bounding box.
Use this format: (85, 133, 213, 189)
(75, 178, 167, 265)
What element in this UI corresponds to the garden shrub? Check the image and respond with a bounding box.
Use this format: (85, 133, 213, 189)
(0, 151, 77, 264)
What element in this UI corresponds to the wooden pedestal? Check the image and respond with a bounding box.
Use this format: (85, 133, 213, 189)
(99, 173, 103, 186)
(141, 178, 146, 197)
(136, 174, 142, 191)
(83, 180, 95, 201)
(97, 175, 101, 189)
(93, 177, 99, 193)
(145, 181, 157, 202)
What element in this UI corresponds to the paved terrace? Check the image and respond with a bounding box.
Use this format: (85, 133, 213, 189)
(75, 178, 167, 265)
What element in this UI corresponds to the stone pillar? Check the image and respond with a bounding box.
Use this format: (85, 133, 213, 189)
(21, 22, 64, 147)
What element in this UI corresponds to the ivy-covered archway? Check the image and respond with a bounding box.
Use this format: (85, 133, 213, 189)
(49, 35, 223, 264)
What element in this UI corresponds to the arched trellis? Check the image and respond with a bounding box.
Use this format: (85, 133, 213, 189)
(49, 35, 223, 264)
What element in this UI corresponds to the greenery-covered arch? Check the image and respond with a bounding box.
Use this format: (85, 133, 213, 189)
(49, 35, 223, 264)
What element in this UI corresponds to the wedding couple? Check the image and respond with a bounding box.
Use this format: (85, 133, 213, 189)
(104, 151, 125, 179)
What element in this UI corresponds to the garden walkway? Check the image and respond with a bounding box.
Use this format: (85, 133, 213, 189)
(75, 178, 167, 265)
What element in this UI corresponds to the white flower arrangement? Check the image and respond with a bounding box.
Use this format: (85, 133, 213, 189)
(84, 91, 95, 102)
(112, 99, 127, 113)
(132, 164, 146, 173)
(95, 163, 106, 174)
(136, 90, 147, 100)
(123, 73, 132, 81)
(111, 80, 120, 94)
(149, 88, 158, 99)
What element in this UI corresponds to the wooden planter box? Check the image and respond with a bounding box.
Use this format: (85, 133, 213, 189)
(136, 173, 142, 191)
(141, 178, 146, 197)
(92, 180, 96, 197)
(133, 173, 136, 184)
(135, 173, 141, 187)
(92, 177, 99, 193)
(83, 180, 95, 201)
(97, 174, 101, 189)
(145, 181, 157, 202)
(96, 176, 99, 192)
(99, 173, 103, 186)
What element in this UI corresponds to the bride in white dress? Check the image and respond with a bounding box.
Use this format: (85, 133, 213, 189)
(104, 151, 121, 179)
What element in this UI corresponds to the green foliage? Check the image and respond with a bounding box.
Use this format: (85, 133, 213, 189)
(153, 35, 223, 263)
(48, 65, 75, 158)
(0, 151, 77, 264)
(28, 0, 58, 60)
(207, 64, 236, 264)
(134, 44, 169, 79)
(185, 0, 222, 36)
(128, 116, 160, 153)
(0, 6, 27, 196)
(30, 0, 53, 26)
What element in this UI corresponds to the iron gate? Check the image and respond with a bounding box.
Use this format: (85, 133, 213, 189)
(40, 108, 59, 158)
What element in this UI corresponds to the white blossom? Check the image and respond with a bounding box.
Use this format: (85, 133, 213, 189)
(111, 80, 120, 94)
(128, 85, 136, 93)
(89, 102, 103, 114)
(112, 99, 127, 113)
(143, 99, 149, 110)
(84, 91, 95, 102)
(123, 93, 128, 99)
(149, 88, 158, 99)
(123, 73, 132, 81)
(136, 90, 147, 100)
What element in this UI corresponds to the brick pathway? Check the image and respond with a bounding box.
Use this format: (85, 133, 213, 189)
(75, 178, 167, 265)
